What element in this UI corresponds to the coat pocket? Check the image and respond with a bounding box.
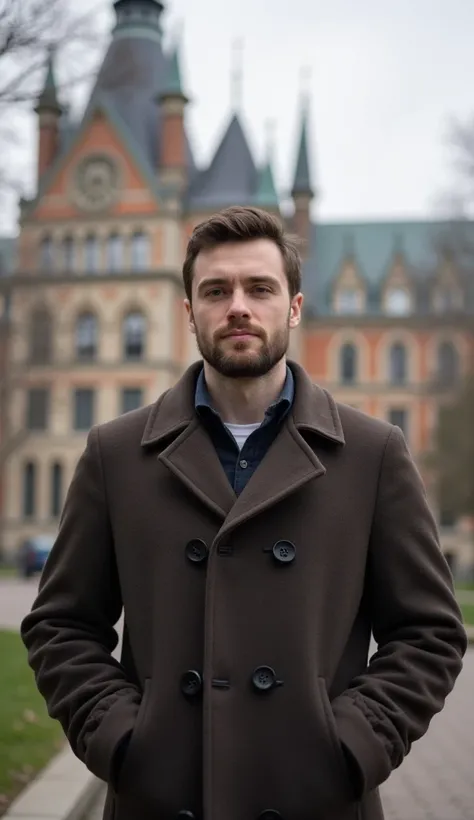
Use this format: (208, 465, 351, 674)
(316, 677, 353, 788)
(117, 677, 152, 793)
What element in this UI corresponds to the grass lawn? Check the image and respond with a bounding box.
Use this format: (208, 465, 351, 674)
(0, 567, 17, 579)
(461, 603, 474, 626)
(0, 630, 65, 815)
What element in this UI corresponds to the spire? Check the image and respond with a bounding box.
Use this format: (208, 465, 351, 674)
(291, 67, 314, 198)
(230, 38, 244, 112)
(255, 119, 279, 208)
(160, 40, 188, 102)
(35, 46, 62, 115)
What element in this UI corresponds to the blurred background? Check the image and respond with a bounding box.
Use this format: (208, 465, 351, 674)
(0, 1, 473, 817)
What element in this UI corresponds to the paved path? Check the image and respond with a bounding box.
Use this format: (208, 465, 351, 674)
(0, 577, 38, 629)
(85, 650, 474, 820)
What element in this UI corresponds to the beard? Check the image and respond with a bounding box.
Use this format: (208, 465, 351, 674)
(194, 320, 290, 379)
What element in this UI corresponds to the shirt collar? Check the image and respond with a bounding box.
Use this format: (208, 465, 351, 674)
(195, 364, 294, 423)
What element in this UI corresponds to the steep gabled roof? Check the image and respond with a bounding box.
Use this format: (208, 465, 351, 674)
(26, 1, 196, 213)
(188, 113, 258, 209)
(292, 102, 314, 197)
(23, 91, 164, 217)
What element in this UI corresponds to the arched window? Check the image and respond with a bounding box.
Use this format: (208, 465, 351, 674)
(339, 343, 358, 384)
(84, 234, 99, 273)
(438, 341, 459, 385)
(23, 461, 37, 518)
(63, 236, 75, 273)
(75, 312, 98, 361)
(51, 462, 63, 518)
(40, 235, 54, 272)
(29, 307, 53, 364)
(123, 311, 146, 360)
(385, 287, 411, 316)
(106, 233, 123, 272)
(131, 231, 150, 271)
(389, 342, 407, 384)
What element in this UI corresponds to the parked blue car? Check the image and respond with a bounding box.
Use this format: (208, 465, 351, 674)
(17, 534, 55, 578)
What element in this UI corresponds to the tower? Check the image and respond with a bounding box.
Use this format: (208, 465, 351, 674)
(291, 74, 315, 258)
(158, 43, 190, 195)
(34, 48, 62, 182)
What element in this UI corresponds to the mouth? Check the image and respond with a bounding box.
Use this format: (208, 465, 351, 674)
(222, 330, 260, 339)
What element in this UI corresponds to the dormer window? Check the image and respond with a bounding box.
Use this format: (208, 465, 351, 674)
(335, 287, 362, 315)
(385, 287, 411, 316)
(433, 286, 461, 314)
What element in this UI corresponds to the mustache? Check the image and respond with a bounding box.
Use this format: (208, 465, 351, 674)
(216, 324, 264, 339)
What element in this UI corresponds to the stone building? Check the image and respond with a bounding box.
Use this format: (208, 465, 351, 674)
(0, 0, 473, 575)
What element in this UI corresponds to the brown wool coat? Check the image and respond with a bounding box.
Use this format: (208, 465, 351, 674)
(21, 360, 467, 820)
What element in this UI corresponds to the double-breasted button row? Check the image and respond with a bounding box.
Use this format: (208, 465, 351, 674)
(185, 539, 296, 565)
(180, 667, 283, 696)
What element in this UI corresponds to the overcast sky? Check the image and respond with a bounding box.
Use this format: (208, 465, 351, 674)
(3, 0, 474, 234)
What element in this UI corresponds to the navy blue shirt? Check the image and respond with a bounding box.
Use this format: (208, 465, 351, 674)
(195, 366, 295, 495)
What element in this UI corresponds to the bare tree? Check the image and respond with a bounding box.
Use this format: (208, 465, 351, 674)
(0, 0, 105, 197)
(0, 2, 106, 559)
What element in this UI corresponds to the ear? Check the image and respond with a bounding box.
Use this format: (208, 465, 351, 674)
(289, 293, 304, 328)
(184, 299, 196, 335)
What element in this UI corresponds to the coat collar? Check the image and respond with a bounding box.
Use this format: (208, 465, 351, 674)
(141, 360, 345, 528)
(141, 360, 345, 449)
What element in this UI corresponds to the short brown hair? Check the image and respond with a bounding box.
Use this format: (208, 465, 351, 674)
(182, 206, 302, 302)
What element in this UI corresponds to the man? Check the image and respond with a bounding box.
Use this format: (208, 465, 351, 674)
(22, 206, 467, 820)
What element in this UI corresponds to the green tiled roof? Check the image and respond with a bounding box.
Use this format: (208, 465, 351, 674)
(304, 219, 474, 315)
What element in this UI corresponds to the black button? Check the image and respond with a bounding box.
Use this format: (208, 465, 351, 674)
(258, 812, 283, 820)
(252, 666, 277, 692)
(177, 813, 196, 820)
(180, 670, 203, 698)
(272, 540, 296, 565)
(185, 539, 208, 564)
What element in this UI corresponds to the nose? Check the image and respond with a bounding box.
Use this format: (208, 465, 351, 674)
(227, 288, 251, 320)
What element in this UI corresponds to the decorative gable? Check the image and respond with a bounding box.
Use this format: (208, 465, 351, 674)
(431, 256, 463, 313)
(332, 246, 366, 315)
(28, 103, 160, 224)
(382, 250, 414, 316)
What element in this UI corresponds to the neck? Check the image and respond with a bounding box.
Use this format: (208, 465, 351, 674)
(203, 358, 288, 424)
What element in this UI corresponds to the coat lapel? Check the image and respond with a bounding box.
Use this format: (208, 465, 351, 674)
(140, 360, 345, 528)
(159, 420, 236, 520)
(141, 362, 235, 520)
(216, 362, 345, 540)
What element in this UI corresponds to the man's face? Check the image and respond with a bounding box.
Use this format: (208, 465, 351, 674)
(185, 239, 303, 378)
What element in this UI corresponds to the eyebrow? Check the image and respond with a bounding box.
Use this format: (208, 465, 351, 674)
(197, 274, 280, 293)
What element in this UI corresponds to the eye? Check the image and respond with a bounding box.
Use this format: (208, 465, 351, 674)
(252, 285, 271, 295)
(206, 288, 224, 298)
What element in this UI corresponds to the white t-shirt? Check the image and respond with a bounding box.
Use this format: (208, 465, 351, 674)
(224, 422, 261, 451)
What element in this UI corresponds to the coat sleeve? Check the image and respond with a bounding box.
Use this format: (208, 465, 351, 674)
(21, 425, 141, 785)
(332, 424, 468, 796)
